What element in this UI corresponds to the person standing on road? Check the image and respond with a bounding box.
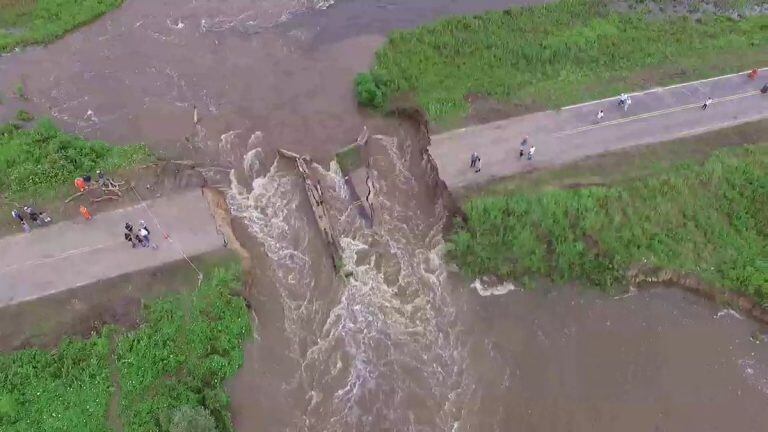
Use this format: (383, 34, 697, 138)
(11, 209, 24, 224)
(618, 93, 627, 108)
(596, 110, 605, 122)
(125, 231, 137, 248)
(138, 221, 151, 246)
(624, 95, 632, 112)
(474, 156, 482, 173)
(702, 97, 713, 110)
(470, 152, 479, 169)
(519, 136, 528, 158)
(527, 146, 536, 161)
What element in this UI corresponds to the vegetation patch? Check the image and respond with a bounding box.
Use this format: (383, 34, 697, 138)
(0, 0, 124, 52)
(0, 120, 151, 200)
(335, 143, 363, 173)
(0, 265, 252, 432)
(356, 0, 768, 121)
(448, 145, 768, 302)
(14, 109, 33, 122)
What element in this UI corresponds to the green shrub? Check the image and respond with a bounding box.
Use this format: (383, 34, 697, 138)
(0, 336, 113, 432)
(354, 72, 385, 109)
(169, 406, 218, 432)
(449, 145, 768, 302)
(14, 85, 27, 101)
(14, 110, 33, 122)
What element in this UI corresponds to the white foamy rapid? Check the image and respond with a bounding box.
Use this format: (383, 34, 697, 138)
(227, 155, 318, 357)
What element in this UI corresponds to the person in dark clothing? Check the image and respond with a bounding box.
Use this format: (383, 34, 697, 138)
(24, 206, 39, 224)
(470, 152, 479, 168)
(125, 231, 136, 248)
(125, 222, 134, 233)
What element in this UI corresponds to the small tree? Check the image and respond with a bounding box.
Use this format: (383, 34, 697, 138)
(169, 405, 218, 432)
(354, 73, 384, 108)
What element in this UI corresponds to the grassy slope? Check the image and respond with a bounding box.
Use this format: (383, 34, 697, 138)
(0, 0, 123, 52)
(356, 0, 768, 121)
(0, 266, 251, 432)
(448, 145, 768, 301)
(0, 120, 151, 201)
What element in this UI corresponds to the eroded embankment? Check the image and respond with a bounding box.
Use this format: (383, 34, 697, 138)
(630, 266, 768, 325)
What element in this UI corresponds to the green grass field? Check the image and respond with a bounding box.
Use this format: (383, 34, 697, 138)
(0, 265, 252, 432)
(448, 145, 768, 302)
(0, 120, 151, 201)
(0, 0, 123, 52)
(356, 0, 768, 122)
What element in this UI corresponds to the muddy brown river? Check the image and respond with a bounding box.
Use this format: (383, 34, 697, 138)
(2, 0, 768, 431)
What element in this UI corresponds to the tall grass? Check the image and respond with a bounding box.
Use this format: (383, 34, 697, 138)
(0, 265, 251, 432)
(448, 145, 768, 302)
(0, 120, 151, 200)
(357, 0, 768, 120)
(0, 0, 123, 52)
(0, 333, 114, 431)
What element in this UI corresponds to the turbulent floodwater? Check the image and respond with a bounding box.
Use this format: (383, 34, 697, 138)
(3, 0, 768, 430)
(224, 116, 768, 431)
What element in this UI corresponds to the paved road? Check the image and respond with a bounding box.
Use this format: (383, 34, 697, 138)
(0, 190, 224, 307)
(430, 68, 768, 190)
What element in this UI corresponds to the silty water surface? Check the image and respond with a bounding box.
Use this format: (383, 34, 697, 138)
(1, 0, 767, 430)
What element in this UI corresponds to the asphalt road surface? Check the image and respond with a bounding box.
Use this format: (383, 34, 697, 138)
(431, 68, 768, 190)
(0, 190, 224, 307)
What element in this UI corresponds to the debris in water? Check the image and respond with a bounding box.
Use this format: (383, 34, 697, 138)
(715, 309, 743, 320)
(471, 278, 517, 296)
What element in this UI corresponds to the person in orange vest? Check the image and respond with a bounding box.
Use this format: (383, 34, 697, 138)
(79, 205, 92, 220)
(75, 177, 87, 192)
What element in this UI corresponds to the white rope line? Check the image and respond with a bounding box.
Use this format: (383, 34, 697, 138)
(130, 186, 204, 285)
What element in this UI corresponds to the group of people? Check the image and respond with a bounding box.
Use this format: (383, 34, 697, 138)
(74, 170, 111, 192)
(10, 206, 51, 233)
(469, 136, 536, 174)
(597, 93, 714, 122)
(519, 136, 535, 160)
(124, 221, 154, 249)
